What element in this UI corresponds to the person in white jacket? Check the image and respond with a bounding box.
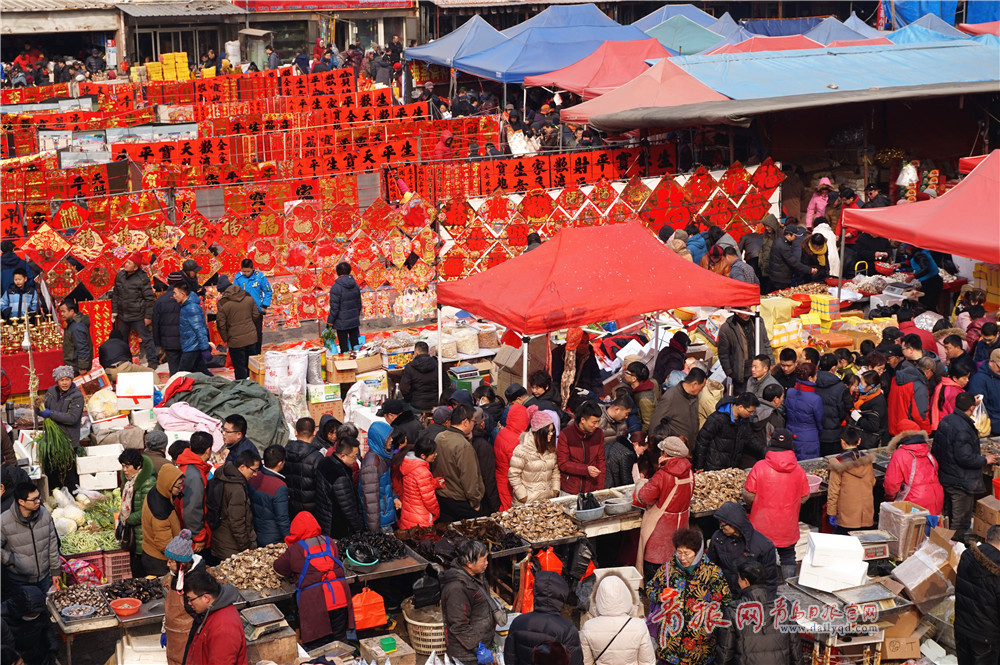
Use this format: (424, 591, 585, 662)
(580, 572, 655, 665)
(508, 406, 560, 505)
(811, 221, 841, 279)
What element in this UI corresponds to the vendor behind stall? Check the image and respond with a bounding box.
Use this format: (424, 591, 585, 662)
(161, 530, 202, 665)
(273, 512, 352, 649)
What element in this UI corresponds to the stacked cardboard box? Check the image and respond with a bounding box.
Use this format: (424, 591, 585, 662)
(973, 495, 1000, 539)
(797, 533, 868, 593)
(878, 501, 930, 559)
(973, 262, 1000, 309)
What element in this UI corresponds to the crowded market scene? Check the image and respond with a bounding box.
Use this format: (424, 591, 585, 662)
(1, 0, 1000, 664)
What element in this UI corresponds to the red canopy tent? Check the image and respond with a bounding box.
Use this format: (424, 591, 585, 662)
(559, 57, 727, 124)
(959, 154, 987, 173)
(843, 150, 1000, 264)
(522, 38, 672, 100)
(706, 34, 823, 54)
(436, 221, 761, 335)
(828, 37, 894, 47)
(958, 21, 1000, 36)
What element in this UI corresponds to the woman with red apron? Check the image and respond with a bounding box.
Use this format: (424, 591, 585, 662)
(634, 436, 694, 581)
(274, 512, 353, 648)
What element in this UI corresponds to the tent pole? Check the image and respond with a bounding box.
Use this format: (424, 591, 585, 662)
(522, 334, 529, 387)
(837, 222, 846, 302)
(437, 305, 443, 400)
(522, 87, 527, 124)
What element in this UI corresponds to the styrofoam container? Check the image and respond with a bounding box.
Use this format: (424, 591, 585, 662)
(129, 409, 157, 431)
(79, 471, 119, 490)
(77, 453, 125, 475)
(798, 558, 868, 593)
(806, 532, 865, 567)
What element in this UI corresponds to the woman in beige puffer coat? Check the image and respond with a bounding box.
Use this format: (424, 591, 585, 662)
(580, 571, 655, 665)
(508, 406, 560, 505)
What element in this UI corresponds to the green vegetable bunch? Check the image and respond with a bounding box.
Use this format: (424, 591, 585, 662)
(38, 418, 74, 485)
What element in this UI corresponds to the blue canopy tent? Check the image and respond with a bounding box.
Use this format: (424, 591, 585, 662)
(454, 24, 650, 84)
(881, 0, 957, 28)
(909, 12, 967, 37)
(645, 15, 724, 55)
(742, 16, 825, 36)
(707, 12, 755, 41)
(844, 11, 883, 38)
(888, 24, 969, 43)
(633, 3, 715, 31)
(404, 15, 507, 67)
(804, 17, 867, 44)
(502, 3, 620, 38)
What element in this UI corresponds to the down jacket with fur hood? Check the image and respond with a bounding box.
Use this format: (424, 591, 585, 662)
(580, 571, 655, 665)
(883, 428, 943, 515)
(826, 449, 876, 529)
(508, 432, 559, 505)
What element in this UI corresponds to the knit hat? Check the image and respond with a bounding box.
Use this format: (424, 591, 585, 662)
(127, 251, 144, 267)
(707, 245, 724, 262)
(52, 365, 74, 381)
(673, 229, 689, 243)
(145, 430, 168, 451)
(167, 271, 185, 287)
(431, 406, 452, 424)
(165, 529, 194, 562)
(657, 224, 673, 243)
(526, 405, 552, 432)
(769, 428, 795, 451)
(658, 436, 688, 458)
(216, 274, 231, 292)
(504, 383, 527, 403)
(992, 348, 1000, 365)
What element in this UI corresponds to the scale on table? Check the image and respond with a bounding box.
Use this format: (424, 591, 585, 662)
(849, 530, 897, 560)
(883, 281, 914, 296)
(449, 364, 481, 380)
(240, 603, 288, 641)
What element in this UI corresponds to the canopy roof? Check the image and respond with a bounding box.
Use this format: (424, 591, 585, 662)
(707, 12, 754, 41)
(632, 3, 715, 32)
(909, 13, 966, 37)
(404, 15, 507, 67)
(436, 222, 761, 335)
(959, 154, 987, 173)
(844, 11, 883, 38)
(888, 24, 969, 43)
(843, 150, 1000, 264)
(959, 20, 1000, 36)
(828, 36, 894, 47)
(803, 17, 866, 44)
(742, 16, 825, 36)
(454, 24, 649, 83)
(707, 34, 823, 54)
(645, 15, 724, 55)
(522, 38, 671, 98)
(560, 56, 727, 124)
(502, 3, 618, 38)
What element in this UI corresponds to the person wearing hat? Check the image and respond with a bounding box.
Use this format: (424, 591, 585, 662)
(508, 405, 560, 506)
(708, 500, 779, 594)
(180, 258, 205, 298)
(84, 47, 105, 74)
(215, 274, 261, 381)
(152, 272, 184, 375)
(425, 405, 453, 444)
(144, 430, 169, 474)
(112, 253, 158, 367)
(767, 223, 816, 293)
(378, 398, 423, 445)
(161, 529, 202, 665)
(233, 258, 271, 355)
(141, 463, 184, 577)
(400, 341, 449, 412)
(494, 401, 528, 511)
(743, 428, 811, 580)
(39, 366, 84, 484)
(634, 430, 694, 579)
(800, 232, 831, 281)
(804, 176, 834, 228)
(699, 244, 729, 277)
(862, 183, 890, 208)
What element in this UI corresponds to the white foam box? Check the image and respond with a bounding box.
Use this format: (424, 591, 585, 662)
(79, 471, 119, 490)
(798, 557, 869, 593)
(76, 443, 125, 474)
(116, 371, 155, 410)
(90, 414, 130, 435)
(806, 532, 865, 567)
(129, 409, 157, 431)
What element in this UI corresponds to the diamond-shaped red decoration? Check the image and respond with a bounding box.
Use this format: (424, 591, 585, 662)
(748, 157, 785, 200)
(719, 162, 751, 199)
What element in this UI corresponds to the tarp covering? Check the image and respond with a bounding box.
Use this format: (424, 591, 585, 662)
(844, 11, 883, 37)
(522, 38, 671, 99)
(742, 16, 825, 36)
(959, 154, 987, 173)
(436, 222, 761, 335)
(881, 1, 958, 28)
(960, 21, 1000, 36)
(803, 17, 867, 44)
(707, 12, 755, 41)
(828, 37, 894, 47)
(909, 12, 967, 36)
(559, 56, 728, 124)
(888, 23, 969, 43)
(968, 2, 1000, 24)
(632, 3, 715, 31)
(454, 24, 649, 83)
(404, 15, 507, 67)
(707, 34, 823, 54)
(645, 15, 724, 55)
(502, 3, 619, 38)
(843, 150, 1000, 264)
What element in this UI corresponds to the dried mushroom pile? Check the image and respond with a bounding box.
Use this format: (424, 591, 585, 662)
(214, 543, 287, 591)
(493, 502, 581, 542)
(690, 468, 748, 513)
(51, 586, 114, 618)
(769, 283, 830, 297)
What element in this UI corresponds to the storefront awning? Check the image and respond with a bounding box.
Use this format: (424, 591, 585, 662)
(2, 0, 119, 34)
(115, 1, 245, 17)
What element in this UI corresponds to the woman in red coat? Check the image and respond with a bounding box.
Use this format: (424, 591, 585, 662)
(273, 512, 352, 648)
(634, 435, 693, 581)
(495, 404, 529, 510)
(398, 437, 441, 529)
(884, 420, 944, 515)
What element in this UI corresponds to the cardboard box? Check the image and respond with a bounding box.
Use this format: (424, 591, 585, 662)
(326, 355, 357, 384)
(797, 557, 868, 593)
(307, 383, 341, 403)
(974, 495, 1000, 527)
(357, 370, 389, 398)
(381, 346, 414, 369)
(879, 501, 930, 559)
(249, 355, 265, 373)
(881, 608, 921, 638)
(76, 444, 125, 474)
(308, 399, 344, 424)
(891, 528, 958, 604)
(73, 368, 111, 397)
(973, 515, 992, 539)
(806, 532, 865, 567)
(116, 372, 155, 410)
(358, 636, 416, 665)
(355, 354, 382, 374)
(882, 631, 921, 661)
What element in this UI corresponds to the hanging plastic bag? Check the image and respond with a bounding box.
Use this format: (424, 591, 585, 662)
(973, 397, 992, 438)
(412, 565, 441, 608)
(352, 587, 386, 630)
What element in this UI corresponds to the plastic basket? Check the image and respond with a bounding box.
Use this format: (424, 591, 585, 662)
(66, 550, 105, 571)
(104, 550, 133, 582)
(401, 598, 446, 656)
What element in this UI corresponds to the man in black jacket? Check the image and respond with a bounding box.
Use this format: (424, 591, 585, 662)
(767, 224, 816, 293)
(59, 299, 92, 376)
(400, 341, 445, 412)
(283, 418, 326, 520)
(316, 437, 363, 538)
(112, 253, 157, 367)
(953, 524, 1000, 665)
(326, 261, 362, 353)
(694, 393, 761, 471)
(708, 501, 780, 594)
(471, 407, 500, 515)
(378, 399, 423, 445)
(933, 393, 999, 544)
(504, 571, 583, 665)
(815, 354, 853, 457)
(152, 272, 183, 375)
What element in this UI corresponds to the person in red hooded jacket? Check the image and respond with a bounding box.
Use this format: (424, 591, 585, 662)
(495, 403, 529, 510)
(398, 436, 441, 529)
(431, 130, 453, 161)
(634, 433, 693, 580)
(744, 429, 811, 580)
(883, 419, 944, 515)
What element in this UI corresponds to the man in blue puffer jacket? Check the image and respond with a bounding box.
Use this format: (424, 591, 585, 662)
(327, 261, 363, 352)
(234, 258, 272, 355)
(173, 282, 211, 374)
(685, 225, 709, 265)
(359, 422, 396, 532)
(249, 444, 291, 545)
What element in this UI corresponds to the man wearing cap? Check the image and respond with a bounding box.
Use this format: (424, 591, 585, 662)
(233, 259, 272, 355)
(112, 254, 158, 367)
(215, 274, 261, 381)
(180, 258, 206, 298)
(152, 273, 184, 375)
(862, 184, 890, 208)
(144, 430, 169, 474)
(425, 406, 452, 442)
(378, 398, 423, 444)
(767, 224, 816, 293)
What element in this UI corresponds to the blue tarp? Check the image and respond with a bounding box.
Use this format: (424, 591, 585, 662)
(404, 15, 507, 68)
(888, 23, 968, 42)
(454, 24, 650, 83)
(671, 41, 998, 100)
(968, 1, 1000, 24)
(910, 12, 967, 36)
(741, 16, 824, 36)
(973, 34, 1000, 46)
(632, 3, 715, 31)
(803, 17, 867, 44)
(844, 11, 883, 38)
(645, 15, 724, 55)
(502, 3, 619, 38)
(881, 0, 957, 28)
